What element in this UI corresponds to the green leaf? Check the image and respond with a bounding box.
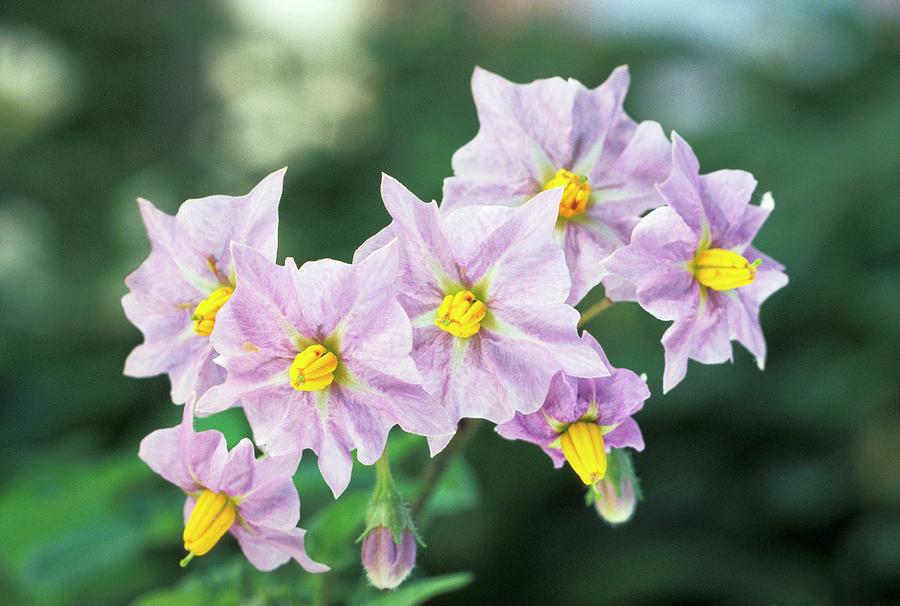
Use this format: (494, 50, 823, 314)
(423, 458, 479, 518)
(348, 572, 474, 606)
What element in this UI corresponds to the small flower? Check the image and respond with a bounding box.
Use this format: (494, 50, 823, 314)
(362, 526, 417, 590)
(354, 175, 607, 454)
(496, 333, 648, 486)
(195, 241, 452, 497)
(442, 66, 672, 305)
(602, 134, 789, 392)
(138, 396, 327, 572)
(122, 169, 285, 404)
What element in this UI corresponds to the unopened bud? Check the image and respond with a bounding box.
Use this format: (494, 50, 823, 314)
(362, 526, 416, 590)
(594, 472, 636, 524)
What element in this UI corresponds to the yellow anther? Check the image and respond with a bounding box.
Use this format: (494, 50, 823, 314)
(560, 422, 607, 485)
(289, 344, 338, 391)
(181, 489, 237, 566)
(435, 290, 486, 338)
(543, 168, 591, 219)
(693, 248, 761, 291)
(191, 286, 234, 336)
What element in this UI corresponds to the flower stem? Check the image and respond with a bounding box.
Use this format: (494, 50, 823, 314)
(411, 419, 482, 517)
(578, 297, 613, 328)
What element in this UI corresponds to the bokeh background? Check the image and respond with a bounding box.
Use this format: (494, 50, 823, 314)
(2, 1, 899, 605)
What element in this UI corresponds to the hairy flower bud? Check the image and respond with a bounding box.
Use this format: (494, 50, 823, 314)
(593, 472, 637, 525)
(362, 525, 417, 590)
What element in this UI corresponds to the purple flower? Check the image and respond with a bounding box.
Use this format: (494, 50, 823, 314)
(195, 241, 452, 497)
(496, 333, 648, 486)
(361, 526, 417, 590)
(603, 134, 789, 393)
(123, 169, 285, 404)
(138, 397, 327, 572)
(442, 66, 671, 305)
(354, 175, 607, 453)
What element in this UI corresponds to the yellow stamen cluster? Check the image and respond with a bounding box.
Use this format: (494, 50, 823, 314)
(693, 248, 761, 291)
(543, 168, 591, 219)
(560, 422, 607, 485)
(289, 344, 338, 391)
(435, 290, 486, 338)
(191, 286, 234, 336)
(181, 489, 237, 566)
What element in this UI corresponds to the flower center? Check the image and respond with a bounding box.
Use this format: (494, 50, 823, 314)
(693, 248, 761, 291)
(543, 168, 591, 219)
(191, 286, 234, 336)
(180, 489, 237, 566)
(435, 290, 486, 338)
(290, 344, 338, 391)
(560, 422, 607, 485)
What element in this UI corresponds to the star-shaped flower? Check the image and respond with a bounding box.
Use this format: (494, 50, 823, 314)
(442, 66, 671, 305)
(496, 333, 648, 486)
(138, 397, 327, 572)
(603, 134, 789, 392)
(354, 175, 607, 453)
(195, 241, 451, 497)
(123, 169, 284, 403)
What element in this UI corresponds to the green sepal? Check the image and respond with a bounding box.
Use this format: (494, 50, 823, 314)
(357, 455, 425, 547)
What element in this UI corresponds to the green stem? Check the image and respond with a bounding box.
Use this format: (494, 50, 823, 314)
(411, 419, 482, 517)
(578, 297, 613, 328)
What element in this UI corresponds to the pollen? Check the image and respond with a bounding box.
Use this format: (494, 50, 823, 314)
(191, 286, 234, 336)
(435, 290, 486, 338)
(543, 168, 591, 219)
(560, 422, 607, 485)
(180, 489, 237, 566)
(289, 344, 338, 391)
(693, 248, 761, 291)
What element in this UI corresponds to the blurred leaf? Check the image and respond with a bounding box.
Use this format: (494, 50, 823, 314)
(423, 458, 479, 519)
(305, 492, 370, 572)
(348, 572, 474, 606)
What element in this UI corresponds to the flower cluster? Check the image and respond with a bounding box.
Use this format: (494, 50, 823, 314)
(124, 65, 786, 583)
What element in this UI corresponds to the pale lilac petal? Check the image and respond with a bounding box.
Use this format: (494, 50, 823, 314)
(656, 133, 705, 236)
(459, 67, 569, 179)
(577, 332, 650, 426)
(351, 224, 394, 264)
(465, 189, 569, 299)
(238, 477, 301, 529)
(138, 424, 195, 492)
(661, 295, 732, 393)
(232, 525, 328, 573)
(380, 175, 461, 316)
(572, 66, 632, 174)
(602, 206, 698, 321)
(441, 176, 536, 211)
(604, 417, 644, 451)
(699, 168, 757, 244)
(725, 254, 789, 369)
(721, 192, 776, 250)
(218, 439, 257, 496)
(562, 220, 629, 306)
(177, 168, 284, 275)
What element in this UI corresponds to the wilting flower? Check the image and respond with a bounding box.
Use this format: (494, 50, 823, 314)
(496, 333, 648, 486)
(195, 241, 452, 497)
(603, 134, 789, 392)
(138, 397, 327, 572)
(442, 66, 671, 305)
(362, 526, 417, 590)
(123, 169, 284, 403)
(354, 175, 606, 453)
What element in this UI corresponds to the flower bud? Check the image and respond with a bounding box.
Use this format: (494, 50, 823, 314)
(362, 526, 417, 590)
(593, 472, 636, 525)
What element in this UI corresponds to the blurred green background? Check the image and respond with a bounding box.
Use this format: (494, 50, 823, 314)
(1, 1, 899, 605)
